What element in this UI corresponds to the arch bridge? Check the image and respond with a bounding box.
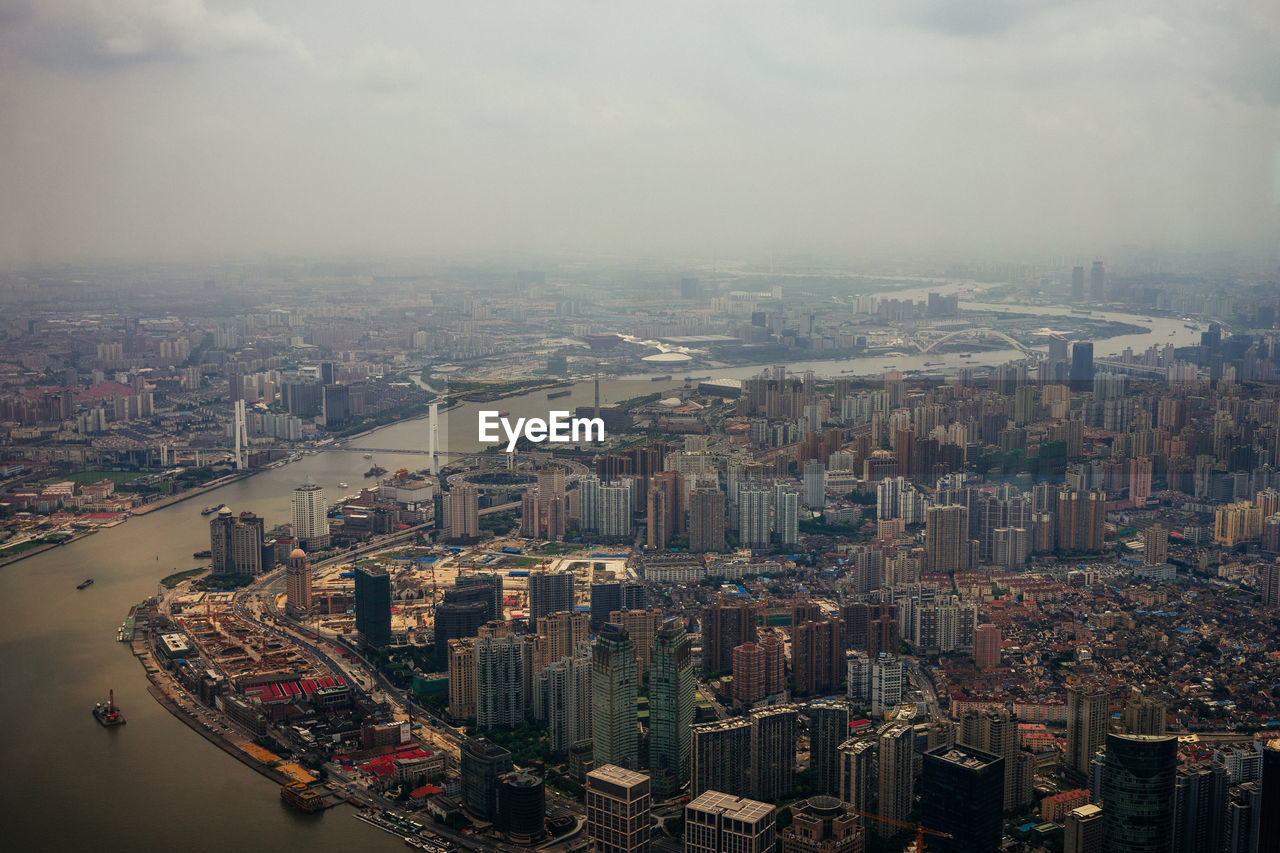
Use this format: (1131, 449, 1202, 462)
(915, 327, 1039, 356)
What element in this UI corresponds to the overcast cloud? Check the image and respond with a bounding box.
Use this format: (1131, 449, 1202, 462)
(0, 0, 1276, 265)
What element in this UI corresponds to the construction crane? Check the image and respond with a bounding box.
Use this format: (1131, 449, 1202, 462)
(845, 806, 953, 852)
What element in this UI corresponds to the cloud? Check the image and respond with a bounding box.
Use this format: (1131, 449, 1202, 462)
(3, 0, 308, 70)
(344, 45, 426, 93)
(891, 0, 1079, 36)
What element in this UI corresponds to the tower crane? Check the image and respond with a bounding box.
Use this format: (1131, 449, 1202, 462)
(845, 807, 953, 852)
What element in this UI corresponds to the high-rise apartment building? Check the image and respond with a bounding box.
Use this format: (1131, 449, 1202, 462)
(974, 623, 1001, 669)
(433, 584, 495, 668)
(792, 618, 844, 696)
(528, 570, 574, 623)
(775, 486, 799, 546)
(1067, 687, 1110, 775)
(838, 737, 876, 813)
(447, 483, 480, 540)
(475, 627, 524, 730)
(739, 485, 771, 548)
(751, 705, 798, 803)
(210, 507, 265, 575)
(447, 638, 476, 720)
(689, 487, 727, 553)
(692, 718, 752, 798)
(958, 708, 1032, 810)
(877, 722, 915, 835)
(1057, 488, 1106, 552)
(1122, 689, 1166, 736)
(701, 599, 760, 674)
(925, 504, 969, 574)
(808, 701, 849, 797)
(536, 642, 591, 754)
(291, 475, 329, 551)
(586, 765, 651, 853)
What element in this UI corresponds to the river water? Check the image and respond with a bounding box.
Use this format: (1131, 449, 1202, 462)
(0, 298, 1199, 850)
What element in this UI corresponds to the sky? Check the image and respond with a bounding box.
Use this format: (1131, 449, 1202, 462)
(0, 0, 1277, 265)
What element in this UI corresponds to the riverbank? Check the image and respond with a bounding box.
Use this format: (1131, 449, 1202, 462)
(132, 470, 260, 515)
(0, 527, 98, 569)
(130, 605, 344, 808)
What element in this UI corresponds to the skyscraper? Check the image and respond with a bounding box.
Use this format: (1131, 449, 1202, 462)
(1071, 265, 1085, 302)
(649, 619, 695, 800)
(475, 627, 524, 730)
(528, 569, 574, 623)
(1260, 741, 1280, 853)
(1100, 733, 1177, 852)
(610, 608, 664, 681)
(1090, 260, 1105, 301)
(1070, 341, 1095, 391)
(750, 705, 798, 803)
(461, 737, 513, 821)
(587, 765, 651, 853)
(1067, 687, 1110, 775)
(284, 547, 311, 615)
(455, 572, 504, 622)
(803, 459, 826, 509)
(925, 504, 969, 574)
(919, 744, 1005, 853)
(593, 623, 639, 770)
(354, 565, 391, 648)
(291, 475, 329, 551)
(807, 701, 849, 797)
(590, 580, 646, 629)
(685, 791, 776, 853)
(433, 584, 495, 668)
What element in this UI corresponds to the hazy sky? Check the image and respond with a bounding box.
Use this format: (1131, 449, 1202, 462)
(1, 0, 1277, 265)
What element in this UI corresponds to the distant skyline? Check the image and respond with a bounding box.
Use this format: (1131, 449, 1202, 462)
(1, 0, 1278, 264)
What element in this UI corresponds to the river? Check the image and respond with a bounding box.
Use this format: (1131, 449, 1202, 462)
(0, 297, 1198, 850)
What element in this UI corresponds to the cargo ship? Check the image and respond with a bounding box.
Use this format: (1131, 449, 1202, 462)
(192, 550, 212, 559)
(651, 375, 672, 381)
(200, 505, 222, 516)
(546, 389, 571, 399)
(76, 578, 94, 589)
(364, 464, 388, 478)
(93, 690, 125, 727)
